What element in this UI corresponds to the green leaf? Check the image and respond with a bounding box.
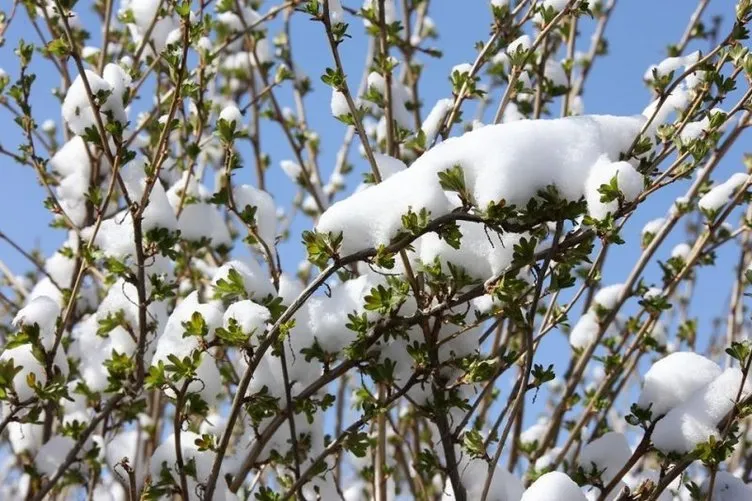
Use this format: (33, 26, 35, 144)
(214, 318, 252, 347)
(726, 340, 751, 363)
(302, 230, 342, 268)
(344, 431, 370, 458)
(213, 268, 248, 302)
(437, 165, 471, 205)
(597, 174, 621, 204)
(182, 311, 208, 338)
(44, 37, 70, 57)
(463, 429, 486, 459)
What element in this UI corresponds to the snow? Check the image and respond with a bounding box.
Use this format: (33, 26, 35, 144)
(62, 64, 130, 135)
(39, 1, 82, 29)
(105, 429, 143, 484)
(280, 160, 303, 183)
(188, 353, 224, 404)
(542, 0, 570, 12)
(27, 278, 64, 307)
(129, 0, 161, 30)
(303, 274, 383, 353)
(321, 0, 345, 23)
(642, 89, 689, 133)
(219, 103, 243, 129)
(223, 300, 270, 338)
(373, 153, 407, 179)
(644, 51, 701, 82)
(7, 421, 43, 454)
(544, 60, 568, 87)
(70, 317, 135, 392)
(51, 136, 92, 226)
(211, 260, 275, 301)
(418, 222, 524, 281)
(196, 36, 213, 52)
(150, 293, 224, 405)
(42, 119, 56, 133)
(239, 407, 325, 465)
(121, 159, 178, 232)
(541, 0, 577, 12)
(362, 0, 397, 25)
(165, 28, 182, 47)
(637, 352, 722, 417)
(578, 432, 632, 484)
(278, 273, 304, 305)
(96, 278, 168, 335)
(34, 435, 75, 476)
(331, 89, 350, 118)
(216, 6, 262, 32)
(670, 242, 691, 261)
(82, 211, 135, 258)
(570, 96, 585, 116)
(652, 367, 751, 453)
(507, 35, 532, 54)
(102, 63, 130, 109)
(124, 1, 178, 54)
(705, 471, 752, 500)
(150, 431, 225, 495)
(491, 51, 510, 70)
(42, 236, 76, 288)
(521, 471, 587, 501)
(178, 202, 232, 245)
(698, 173, 749, 213)
(441, 458, 524, 501)
(234, 350, 286, 400)
(648, 320, 668, 347)
(641, 217, 666, 237)
(0, 344, 68, 401)
(89, 479, 126, 501)
(521, 418, 549, 444)
(570, 312, 600, 349)
(501, 103, 526, 123)
(644, 56, 685, 81)
(13, 295, 60, 350)
(0, 472, 30, 499)
(421, 98, 453, 145)
(233, 184, 277, 249)
(367, 71, 413, 129)
(593, 283, 625, 311)
(452, 63, 473, 76)
(152, 291, 223, 363)
(318, 115, 643, 255)
(585, 157, 643, 220)
(624, 470, 675, 501)
(680, 109, 727, 144)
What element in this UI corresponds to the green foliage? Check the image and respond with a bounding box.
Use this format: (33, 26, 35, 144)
(213, 268, 248, 302)
(303, 230, 343, 267)
(462, 429, 486, 459)
(437, 165, 472, 206)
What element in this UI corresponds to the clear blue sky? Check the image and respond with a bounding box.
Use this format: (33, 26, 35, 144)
(0, 0, 745, 359)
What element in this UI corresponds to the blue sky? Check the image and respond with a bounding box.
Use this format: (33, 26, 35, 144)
(0, 0, 745, 364)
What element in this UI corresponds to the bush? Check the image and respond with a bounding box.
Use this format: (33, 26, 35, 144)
(0, 0, 752, 500)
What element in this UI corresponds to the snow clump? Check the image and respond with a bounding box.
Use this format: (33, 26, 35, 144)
(698, 173, 749, 214)
(521, 471, 587, 501)
(317, 114, 644, 256)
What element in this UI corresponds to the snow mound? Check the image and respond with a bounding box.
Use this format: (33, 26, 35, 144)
(317, 115, 643, 255)
(652, 368, 751, 453)
(578, 432, 632, 484)
(521, 471, 587, 501)
(637, 352, 722, 417)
